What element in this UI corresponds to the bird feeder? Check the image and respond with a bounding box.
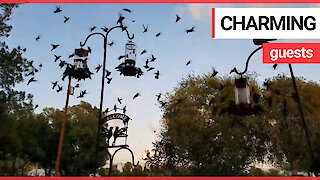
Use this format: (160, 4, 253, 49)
(63, 48, 93, 81)
(235, 77, 250, 105)
(116, 40, 143, 78)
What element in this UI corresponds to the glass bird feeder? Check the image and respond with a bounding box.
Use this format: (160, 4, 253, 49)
(116, 40, 143, 78)
(235, 77, 250, 105)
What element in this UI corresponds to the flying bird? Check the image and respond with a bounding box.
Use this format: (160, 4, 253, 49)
(59, 60, 66, 68)
(156, 93, 161, 101)
(142, 24, 148, 33)
(155, 32, 161, 37)
(64, 16, 70, 23)
(54, 6, 62, 13)
(144, 59, 149, 69)
(147, 67, 154, 71)
(123, 106, 127, 114)
(105, 70, 112, 77)
(141, 49, 147, 55)
(77, 90, 87, 98)
(186, 26, 195, 33)
(273, 64, 278, 70)
(230, 67, 237, 74)
(186, 60, 191, 66)
(263, 81, 270, 91)
(27, 77, 37, 85)
(133, 93, 140, 99)
(123, 8, 131, 13)
(74, 83, 80, 88)
(154, 70, 160, 79)
(107, 77, 112, 84)
(90, 26, 97, 32)
(101, 27, 108, 32)
(117, 14, 125, 24)
(108, 41, 114, 46)
(68, 53, 74, 58)
(118, 55, 125, 60)
(150, 54, 156, 62)
(54, 55, 61, 62)
(210, 69, 218, 78)
(51, 44, 59, 51)
(57, 85, 63, 93)
(175, 14, 181, 23)
(35, 36, 40, 41)
(117, 98, 123, 104)
(51, 81, 58, 89)
(95, 64, 102, 73)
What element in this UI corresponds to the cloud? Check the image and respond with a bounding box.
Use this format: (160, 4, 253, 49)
(178, 4, 231, 21)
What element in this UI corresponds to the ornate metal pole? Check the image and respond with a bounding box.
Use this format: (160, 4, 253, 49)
(55, 75, 72, 176)
(79, 26, 134, 176)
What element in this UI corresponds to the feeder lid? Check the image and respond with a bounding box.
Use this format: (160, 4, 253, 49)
(235, 77, 249, 88)
(75, 48, 89, 57)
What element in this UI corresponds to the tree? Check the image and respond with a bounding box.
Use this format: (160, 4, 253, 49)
(262, 75, 320, 175)
(0, 4, 38, 175)
(149, 74, 271, 176)
(40, 102, 108, 176)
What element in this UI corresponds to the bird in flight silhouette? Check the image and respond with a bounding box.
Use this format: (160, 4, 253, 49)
(105, 70, 112, 77)
(133, 93, 140, 99)
(273, 64, 278, 70)
(51, 81, 58, 89)
(35, 35, 40, 41)
(154, 70, 160, 79)
(143, 24, 148, 33)
(123, 8, 131, 13)
(186, 60, 191, 66)
(117, 98, 123, 104)
(64, 16, 70, 23)
(186, 26, 195, 33)
(57, 85, 63, 93)
(54, 55, 61, 62)
(150, 54, 156, 62)
(175, 14, 181, 23)
(211, 69, 218, 78)
(90, 26, 96, 32)
(68, 53, 74, 58)
(108, 41, 114, 46)
(51, 44, 59, 51)
(117, 14, 125, 24)
(95, 64, 102, 73)
(118, 55, 125, 60)
(155, 32, 161, 37)
(27, 77, 37, 85)
(54, 6, 62, 13)
(156, 93, 161, 101)
(107, 77, 112, 84)
(141, 49, 147, 55)
(101, 26, 108, 32)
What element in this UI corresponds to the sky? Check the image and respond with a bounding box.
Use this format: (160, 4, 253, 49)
(5, 3, 320, 168)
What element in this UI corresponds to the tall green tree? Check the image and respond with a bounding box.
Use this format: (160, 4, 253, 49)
(149, 74, 272, 176)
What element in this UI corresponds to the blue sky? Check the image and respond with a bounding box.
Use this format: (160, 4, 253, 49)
(6, 3, 320, 166)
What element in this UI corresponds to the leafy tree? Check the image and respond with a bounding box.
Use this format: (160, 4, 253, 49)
(149, 74, 271, 176)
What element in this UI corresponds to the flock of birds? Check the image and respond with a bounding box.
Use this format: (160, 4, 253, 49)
(26, 6, 198, 112)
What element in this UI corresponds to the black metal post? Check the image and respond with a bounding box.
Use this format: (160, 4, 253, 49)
(79, 26, 134, 176)
(288, 64, 315, 171)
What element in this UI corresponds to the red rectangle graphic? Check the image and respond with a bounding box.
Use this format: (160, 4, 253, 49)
(263, 43, 320, 64)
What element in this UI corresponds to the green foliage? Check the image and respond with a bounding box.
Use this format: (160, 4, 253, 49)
(148, 74, 320, 176)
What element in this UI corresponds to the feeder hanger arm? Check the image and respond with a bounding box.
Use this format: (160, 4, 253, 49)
(230, 46, 263, 76)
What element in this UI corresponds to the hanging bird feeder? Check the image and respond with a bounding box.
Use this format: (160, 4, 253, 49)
(234, 77, 263, 116)
(63, 48, 93, 81)
(116, 40, 143, 78)
(235, 77, 250, 105)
